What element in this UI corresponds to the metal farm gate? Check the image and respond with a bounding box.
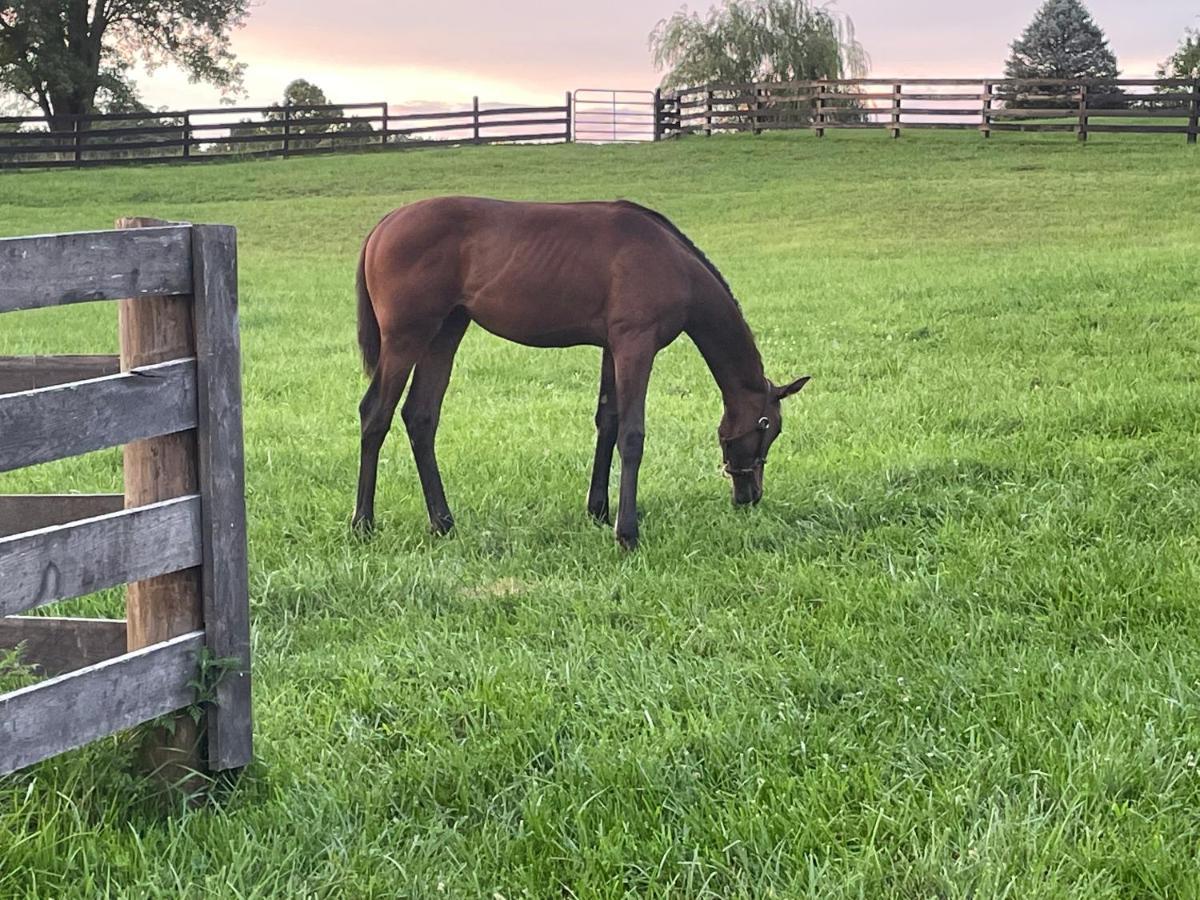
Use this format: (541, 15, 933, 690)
(573, 89, 660, 142)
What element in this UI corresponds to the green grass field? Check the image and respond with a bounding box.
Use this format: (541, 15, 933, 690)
(2, 130, 1199, 898)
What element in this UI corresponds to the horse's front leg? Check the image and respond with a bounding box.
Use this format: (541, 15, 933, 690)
(611, 343, 656, 550)
(586, 348, 618, 523)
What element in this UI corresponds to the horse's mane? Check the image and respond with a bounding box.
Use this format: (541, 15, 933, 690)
(617, 201, 740, 309)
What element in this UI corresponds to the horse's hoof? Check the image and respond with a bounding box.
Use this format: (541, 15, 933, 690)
(429, 516, 455, 536)
(615, 529, 639, 551)
(351, 516, 375, 540)
(588, 504, 610, 525)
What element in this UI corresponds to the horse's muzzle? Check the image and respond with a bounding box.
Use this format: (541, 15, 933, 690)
(731, 468, 763, 506)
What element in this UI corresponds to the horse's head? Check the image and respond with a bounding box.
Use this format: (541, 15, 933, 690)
(720, 376, 810, 506)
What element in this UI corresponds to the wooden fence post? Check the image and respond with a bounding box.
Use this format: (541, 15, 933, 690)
(116, 215, 205, 784)
(982, 81, 993, 138)
(190, 224, 252, 773)
(891, 82, 902, 138)
(182, 113, 191, 160)
(283, 105, 291, 157)
(73, 119, 82, 167)
(565, 90, 573, 143)
(751, 83, 761, 135)
(815, 81, 826, 137)
(1077, 84, 1088, 142)
(653, 89, 662, 141)
(472, 96, 481, 145)
(1189, 79, 1198, 145)
(705, 89, 713, 136)
(380, 103, 389, 148)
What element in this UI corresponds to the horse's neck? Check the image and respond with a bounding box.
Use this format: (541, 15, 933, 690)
(685, 287, 767, 411)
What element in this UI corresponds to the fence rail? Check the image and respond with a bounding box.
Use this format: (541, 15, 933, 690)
(660, 77, 1200, 143)
(0, 96, 573, 169)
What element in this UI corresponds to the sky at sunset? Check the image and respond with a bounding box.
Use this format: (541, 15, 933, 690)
(136, 1, 1199, 110)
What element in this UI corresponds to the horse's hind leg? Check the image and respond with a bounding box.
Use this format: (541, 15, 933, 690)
(402, 309, 470, 534)
(586, 348, 618, 523)
(352, 337, 423, 533)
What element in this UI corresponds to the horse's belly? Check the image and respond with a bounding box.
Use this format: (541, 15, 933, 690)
(470, 314, 604, 348)
(464, 293, 606, 348)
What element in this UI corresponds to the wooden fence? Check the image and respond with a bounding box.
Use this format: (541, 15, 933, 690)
(0, 218, 251, 780)
(0, 95, 573, 168)
(660, 77, 1200, 142)
(4, 77, 1195, 169)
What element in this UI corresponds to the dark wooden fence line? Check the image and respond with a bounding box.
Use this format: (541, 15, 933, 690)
(4, 77, 1193, 169)
(0, 219, 251, 783)
(661, 77, 1200, 143)
(0, 98, 572, 169)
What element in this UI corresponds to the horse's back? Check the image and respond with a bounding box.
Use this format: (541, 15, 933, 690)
(364, 197, 690, 348)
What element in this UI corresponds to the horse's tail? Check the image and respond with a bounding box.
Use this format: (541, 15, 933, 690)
(356, 234, 380, 378)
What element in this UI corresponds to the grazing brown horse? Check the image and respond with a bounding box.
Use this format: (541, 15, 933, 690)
(352, 196, 808, 549)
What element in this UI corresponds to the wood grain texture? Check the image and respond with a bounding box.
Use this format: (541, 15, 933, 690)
(117, 215, 206, 781)
(0, 495, 202, 617)
(191, 225, 253, 771)
(0, 227, 192, 313)
(0, 356, 120, 395)
(0, 494, 124, 538)
(0, 616, 127, 676)
(0, 358, 198, 473)
(0, 630, 204, 776)
(118, 216, 203, 650)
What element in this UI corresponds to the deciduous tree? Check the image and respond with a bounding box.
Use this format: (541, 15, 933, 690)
(1157, 25, 1200, 81)
(0, 0, 248, 130)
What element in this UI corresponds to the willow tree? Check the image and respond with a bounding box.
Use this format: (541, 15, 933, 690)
(0, 0, 248, 130)
(649, 0, 868, 91)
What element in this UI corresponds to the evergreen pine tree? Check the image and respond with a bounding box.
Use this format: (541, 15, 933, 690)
(1004, 0, 1123, 108)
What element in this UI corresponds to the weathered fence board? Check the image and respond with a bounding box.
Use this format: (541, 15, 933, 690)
(0, 616, 127, 676)
(0, 630, 204, 776)
(1086, 124, 1193, 134)
(0, 494, 124, 537)
(0, 358, 197, 473)
(0, 355, 120, 394)
(0, 228, 192, 312)
(118, 216, 203, 650)
(0, 495, 202, 617)
(118, 215, 206, 778)
(191, 225, 253, 771)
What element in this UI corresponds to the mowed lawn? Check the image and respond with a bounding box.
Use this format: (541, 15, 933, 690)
(1, 130, 1199, 898)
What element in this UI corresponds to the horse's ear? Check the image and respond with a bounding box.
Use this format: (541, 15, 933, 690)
(773, 376, 810, 400)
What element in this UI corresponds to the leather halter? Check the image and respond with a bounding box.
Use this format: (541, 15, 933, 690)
(722, 416, 771, 477)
